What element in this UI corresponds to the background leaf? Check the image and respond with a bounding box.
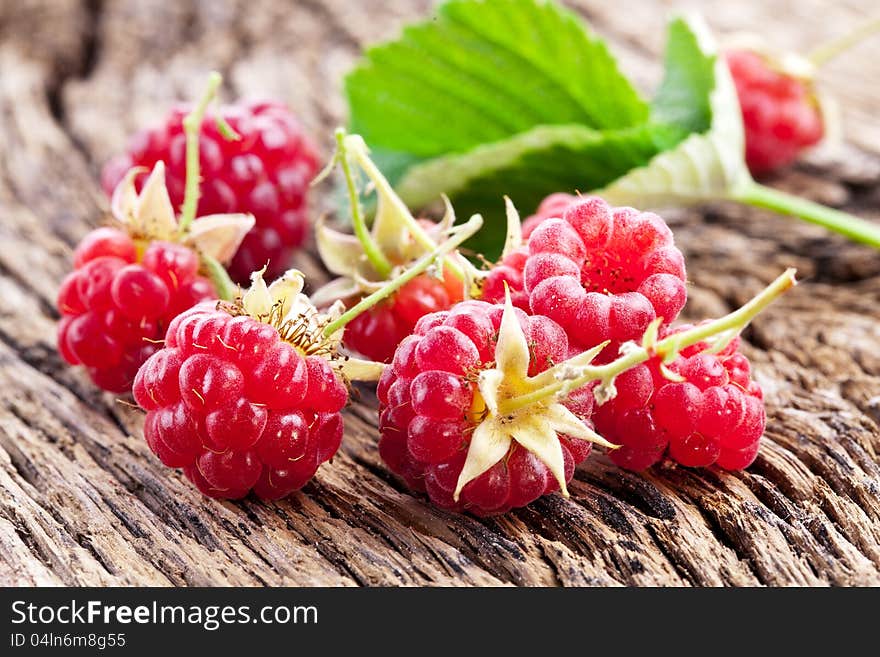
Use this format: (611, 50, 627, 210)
(346, 2, 728, 258)
(346, 0, 648, 158)
(650, 17, 717, 135)
(396, 123, 682, 256)
(599, 16, 753, 207)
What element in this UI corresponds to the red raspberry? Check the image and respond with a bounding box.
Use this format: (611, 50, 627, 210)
(486, 195, 687, 358)
(727, 49, 823, 175)
(521, 193, 577, 239)
(378, 299, 605, 516)
(480, 245, 531, 312)
(594, 330, 766, 471)
(343, 268, 463, 363)
(133, 274, 349, 500)
(57, 228, 216, 392)
(102, 100, 319, 283)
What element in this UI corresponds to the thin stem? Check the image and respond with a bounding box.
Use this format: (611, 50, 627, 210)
(498, 268, 797, 415)
(734, 182, 880, 249)
(178, 72, 222, 233)
(345, 134, 466, 282)
(808, 17, 880, 68)
(322, 214, 483, 337)
(336, 129, 393, 278)
(201, 254, 237, 301)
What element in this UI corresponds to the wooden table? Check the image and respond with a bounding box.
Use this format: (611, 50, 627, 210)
(1, 0, 879, 586)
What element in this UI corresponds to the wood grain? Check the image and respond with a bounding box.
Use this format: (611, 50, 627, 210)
(0, 0, 878, 586)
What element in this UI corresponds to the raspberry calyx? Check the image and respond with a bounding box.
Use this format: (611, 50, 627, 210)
(453, 291, 614, 499)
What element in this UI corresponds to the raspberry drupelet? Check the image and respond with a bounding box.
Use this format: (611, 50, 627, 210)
(594, 329, 766, 471)
(726, 49, 823, 175)
(377, 295, 613, 516)
(102, 100, 319, 283)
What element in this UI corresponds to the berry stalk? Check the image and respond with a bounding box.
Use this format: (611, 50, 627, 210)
(734, 182, 880, 249)
(321, 213, 483, 337)
(499, 268, 797, 415)
(335, 129, 394, 277)
(201, 253, 238, 301)
(336, 132, 466, 282)
(178, 71, 223, 233)
(807, 17, 880, 68)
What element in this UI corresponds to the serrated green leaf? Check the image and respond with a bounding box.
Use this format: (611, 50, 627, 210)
(346, 4, 750, 259)
(599, 16, 753, 207)
(346, 0, 648, 158)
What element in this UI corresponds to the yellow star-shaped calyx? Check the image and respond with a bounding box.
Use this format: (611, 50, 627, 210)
(454, 291, 617, 501)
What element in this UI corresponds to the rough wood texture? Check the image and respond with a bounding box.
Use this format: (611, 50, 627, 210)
(0, 0, 878, 586)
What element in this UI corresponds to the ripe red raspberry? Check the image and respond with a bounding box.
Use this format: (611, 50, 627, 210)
(133, 271, 350, 500)
(480, 245, 531, 312)
(343, 270, 463, 363)
(378, 297, 610, 516)
(727, 49, 823, 175)
(521, 192, 577, 239)
(594, 330, 766, 471)
(491, 195, 687, 358)
(58, 228, 216, 393)
(102, 100, 319, 283)
(58, 151, 252, 394)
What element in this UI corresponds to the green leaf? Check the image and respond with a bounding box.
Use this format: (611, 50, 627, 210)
(598, 16, 753, 207)
(650, 17, 716, 135)
(346, 4, 740, 258)
(346, 0, 648, 158)
(396, 122, 681, 257)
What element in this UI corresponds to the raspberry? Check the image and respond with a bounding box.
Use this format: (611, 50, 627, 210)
(60, 94, 253, 393)
(480, 245, 531, 312)
(58, 228, 216, 392)
(504, 195, 687, 357)
(727, 49, 823, 175)
(342, 269, 463, 363)
(378, 297, 610, 516)
(521, 193, 577, 239)
(129, 180, 485, 500)
(594, 330, 766, 471)
(102, 100, 319, 283)
(134, 271, 349, 500)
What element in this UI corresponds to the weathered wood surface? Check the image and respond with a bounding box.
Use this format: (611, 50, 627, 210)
(0, 0, 879, 586)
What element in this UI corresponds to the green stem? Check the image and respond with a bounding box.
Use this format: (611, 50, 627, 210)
(322, 214, 483, 337)
(178, 72, 223, 233)
(808, 17, 880, 68)
(336, 129, 393, 278)
(202, 254, 237, 301)
(344, 133, 466, 282)
(499, 268, 797, 415)
(734, 182, 880, 249)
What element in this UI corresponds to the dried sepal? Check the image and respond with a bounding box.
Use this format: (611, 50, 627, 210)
(185, 212, 255, 265)
(110, 161, 253, 264)
(236, 268, 345, 358)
